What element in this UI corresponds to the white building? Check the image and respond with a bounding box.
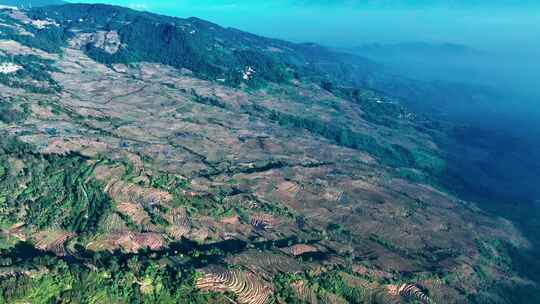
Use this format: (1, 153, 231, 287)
(0, 62, 22, 74)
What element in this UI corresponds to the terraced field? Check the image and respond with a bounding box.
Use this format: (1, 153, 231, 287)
(0, 4, 535, 304)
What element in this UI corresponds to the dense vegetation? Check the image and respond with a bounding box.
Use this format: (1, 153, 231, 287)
(0, 99, 28, 123)
(0, 138, 110, 233)
(0, 243, 225, 304)
(0, 13, 70, 53)
(0, 138, 232, 303)
(0, 54, 61, 93)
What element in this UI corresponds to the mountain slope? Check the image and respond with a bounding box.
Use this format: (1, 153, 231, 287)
(25, 3, 378, 87)
(0, 4, 536, 304)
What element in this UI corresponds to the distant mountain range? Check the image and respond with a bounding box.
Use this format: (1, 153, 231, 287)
(343, 42, 512, 116)
(348, 41, 484, 59)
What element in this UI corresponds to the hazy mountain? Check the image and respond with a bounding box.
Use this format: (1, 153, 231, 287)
(346, 41, 487, 84)
(345, 41, 539, 124)
(350, 41, 483, 59)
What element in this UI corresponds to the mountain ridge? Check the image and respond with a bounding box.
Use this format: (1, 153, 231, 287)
(26, 3, 379, 87)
